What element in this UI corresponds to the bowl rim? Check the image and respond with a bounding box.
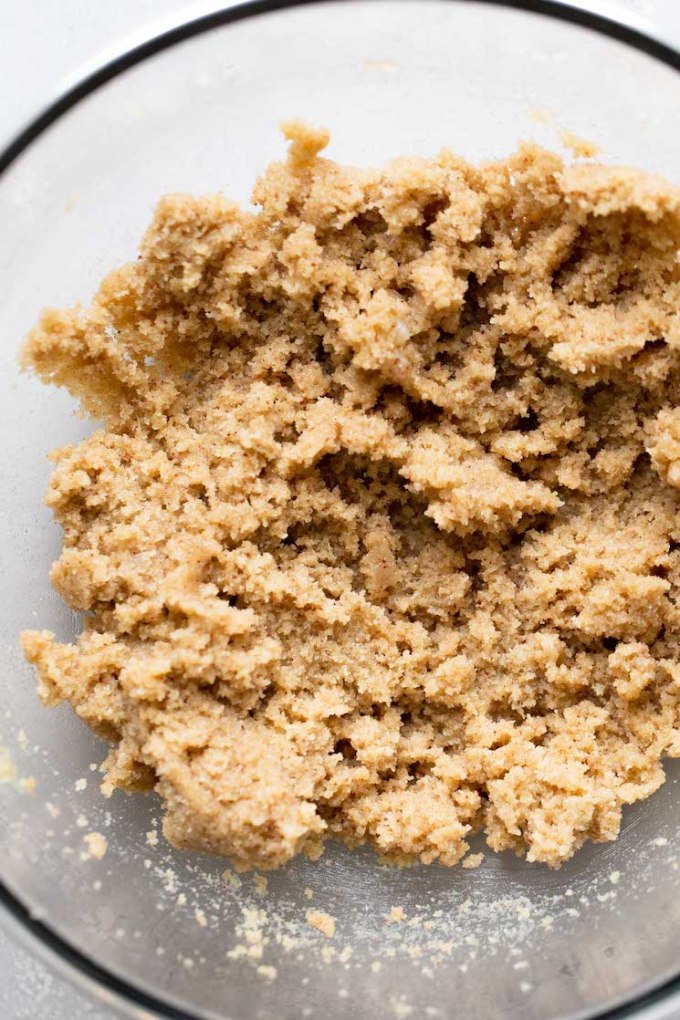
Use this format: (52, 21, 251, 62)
(1, 1, 679, 1018)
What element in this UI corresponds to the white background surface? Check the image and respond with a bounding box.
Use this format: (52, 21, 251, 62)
(0, 1, 679, 1017)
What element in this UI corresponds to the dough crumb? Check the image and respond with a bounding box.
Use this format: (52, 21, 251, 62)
(81, 832, 107, 860)
(387, 906, 406, 924)
(560, 131, 601, 159)
(0, 749, 17, 784)
(280, 120, 330, 163)
(462, 853, 485, 870)
(253, 874, 269, 897)
(306, 909, 336, 938)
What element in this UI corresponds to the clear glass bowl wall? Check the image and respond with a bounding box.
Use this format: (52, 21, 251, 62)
(1, 3, 679, 1019)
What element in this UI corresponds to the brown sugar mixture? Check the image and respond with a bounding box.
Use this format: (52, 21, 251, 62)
(21, 124, 680, 870)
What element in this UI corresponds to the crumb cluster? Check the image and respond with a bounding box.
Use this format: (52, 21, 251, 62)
(21, 123, 680, 869)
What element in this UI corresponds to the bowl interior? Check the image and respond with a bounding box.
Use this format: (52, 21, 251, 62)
(1, 3, 679, 1019)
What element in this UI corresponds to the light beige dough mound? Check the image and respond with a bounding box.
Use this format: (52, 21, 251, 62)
(21, 124, 680, 870)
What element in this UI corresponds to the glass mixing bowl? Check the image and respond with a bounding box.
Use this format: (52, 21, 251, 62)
(1, 2, 679, 1018)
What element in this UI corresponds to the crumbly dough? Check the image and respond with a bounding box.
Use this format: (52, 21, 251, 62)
(21, 123, 680, 870)
(307, 909, 336, 938)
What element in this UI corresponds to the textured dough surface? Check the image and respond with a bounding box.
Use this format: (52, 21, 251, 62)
(21, 124, 680, 870)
